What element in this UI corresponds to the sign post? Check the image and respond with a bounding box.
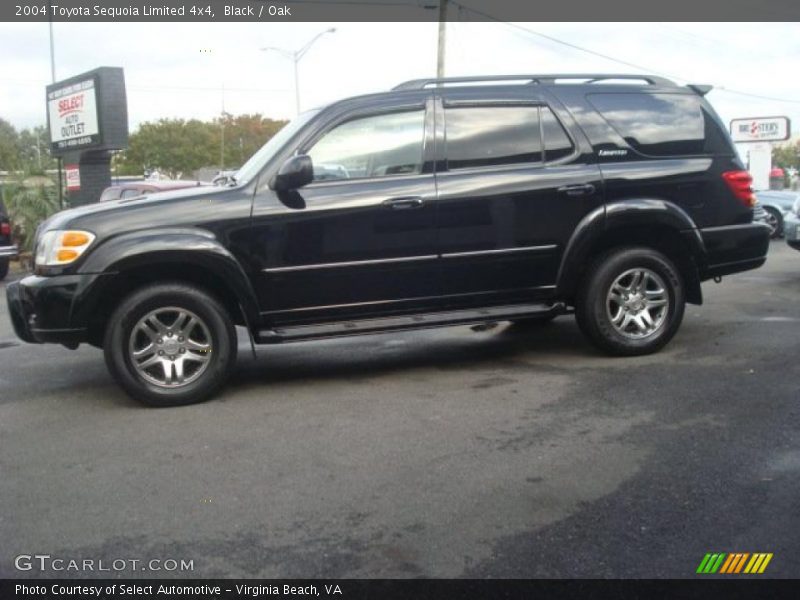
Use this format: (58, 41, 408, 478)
(45, 67, 129, 206)
(730, 117, 791, 191)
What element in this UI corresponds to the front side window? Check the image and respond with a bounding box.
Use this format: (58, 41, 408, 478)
(445, 105, 542, 170)
(308, 110, 426, 182)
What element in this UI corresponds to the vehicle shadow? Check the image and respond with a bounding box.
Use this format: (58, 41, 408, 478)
(229, 318, 596, 389)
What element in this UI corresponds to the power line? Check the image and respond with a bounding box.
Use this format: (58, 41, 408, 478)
(449, 1, 800, 105)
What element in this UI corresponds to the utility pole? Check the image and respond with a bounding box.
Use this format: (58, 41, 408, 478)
(220, 83, 226, 171)
(48, 15, 64, 209)
(437, 0, 448, 78)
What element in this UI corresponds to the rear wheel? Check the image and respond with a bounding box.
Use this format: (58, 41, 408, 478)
(103, 283, 237, 406)
(763, 207, 783, 239)
(0, 257, 8, 281)
(575, 247, 685, 356)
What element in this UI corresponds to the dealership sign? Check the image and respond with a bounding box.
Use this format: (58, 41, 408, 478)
(730, 116, 790, 143)
(45, 67, 129, 156)
(47, 79, 100, 151)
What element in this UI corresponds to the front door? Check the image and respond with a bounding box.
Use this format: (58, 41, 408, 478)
(250, 99, 440, 322)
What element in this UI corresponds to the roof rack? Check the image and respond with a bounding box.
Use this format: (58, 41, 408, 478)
(392, 74, 677, 91)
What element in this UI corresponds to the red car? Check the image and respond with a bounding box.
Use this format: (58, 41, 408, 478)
(98, 180, 206, 202)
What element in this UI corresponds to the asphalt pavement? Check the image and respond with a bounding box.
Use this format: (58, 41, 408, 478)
(1, 242, 798, 579)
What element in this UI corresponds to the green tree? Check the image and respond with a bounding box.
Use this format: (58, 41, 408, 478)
(120, 118, 218, 178)
(16, 125, 56, 175)
(2, 180, 60, 252)
(215, 114, 287, 169)
(115, 113, 288, 177)
(0, 117, 20, 171)
(772, 140, 800, 171)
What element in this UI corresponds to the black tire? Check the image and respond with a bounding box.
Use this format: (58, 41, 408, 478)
(0, 257, 8, 281)
(103, 283, 237, 407)
(763, 206, 783, 239)
(575, 247, 685, 356)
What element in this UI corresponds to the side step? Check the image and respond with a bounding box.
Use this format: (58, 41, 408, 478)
(256, 302, 566, 344)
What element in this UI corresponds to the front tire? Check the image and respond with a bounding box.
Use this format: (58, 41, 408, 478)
(575, 247, 685, 356)
(103, 283, 237, 407)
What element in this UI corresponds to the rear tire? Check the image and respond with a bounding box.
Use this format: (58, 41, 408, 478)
(575, 247, 685, 356)
(103, 283, 237, 407)
(0, 257, 8, 281)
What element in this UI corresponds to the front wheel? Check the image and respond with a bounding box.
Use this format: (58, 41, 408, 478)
(575, 247, 685, 356)
(104, 283, 237, 407)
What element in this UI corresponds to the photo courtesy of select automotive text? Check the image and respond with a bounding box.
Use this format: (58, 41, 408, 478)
(2, 1, 800, 598)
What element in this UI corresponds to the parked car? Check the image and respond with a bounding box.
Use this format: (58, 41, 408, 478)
(784, 195, 800, 251)
(7, 74, 770, 406)
(98, 180, 206, 202)
(0, 196, 18, 281)
(758, 190, 799, 238)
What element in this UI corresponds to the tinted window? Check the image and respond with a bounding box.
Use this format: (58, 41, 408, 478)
(99, 187, 122, 202)
(445, 106, 542, 170)
(308, 110, 425, 181)
(541, 107, 574, 161)
(588, 93, 705, 156)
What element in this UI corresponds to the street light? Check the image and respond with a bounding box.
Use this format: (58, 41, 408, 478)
(260, 27, 336, 115)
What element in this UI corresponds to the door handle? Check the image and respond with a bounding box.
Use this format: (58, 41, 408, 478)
(383, 196, 425, 209)
(557, 184, 596, 197)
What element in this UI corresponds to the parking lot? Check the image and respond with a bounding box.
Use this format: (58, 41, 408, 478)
(1, 241, 798, 579)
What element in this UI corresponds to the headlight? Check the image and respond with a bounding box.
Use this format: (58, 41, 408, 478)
(35, 230, 96, 266)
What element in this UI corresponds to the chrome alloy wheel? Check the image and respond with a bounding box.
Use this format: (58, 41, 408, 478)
(128, 307, 212, 388)
(606, 268, 670, 339)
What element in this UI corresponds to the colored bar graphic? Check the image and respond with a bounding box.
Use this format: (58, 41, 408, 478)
(698, 552, 773, 574)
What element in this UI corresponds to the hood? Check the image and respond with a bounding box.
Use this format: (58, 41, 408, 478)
(42, 185, 226, 233)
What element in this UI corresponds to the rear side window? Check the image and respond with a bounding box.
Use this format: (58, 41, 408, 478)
(541, 107, 574, 161)
(445, 106, 542, 169)
(588, 93, 705, 156)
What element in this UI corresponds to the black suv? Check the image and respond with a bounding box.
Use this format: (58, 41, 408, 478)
(7, 74, 770, 406)
(0, 195, 18, 280)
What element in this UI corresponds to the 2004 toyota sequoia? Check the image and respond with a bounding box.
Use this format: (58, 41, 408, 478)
(7, 74, 770, 406)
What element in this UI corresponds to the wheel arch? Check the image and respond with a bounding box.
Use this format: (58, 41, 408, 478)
(557, 199, 706, 305)
(75, 230, 260, 346)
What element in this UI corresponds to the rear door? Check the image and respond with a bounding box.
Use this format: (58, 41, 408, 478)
(434, 88, 603, 305)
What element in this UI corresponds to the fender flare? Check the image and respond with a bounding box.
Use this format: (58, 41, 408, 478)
(556, 199, 706, 301)
(74, 228, 261, 327)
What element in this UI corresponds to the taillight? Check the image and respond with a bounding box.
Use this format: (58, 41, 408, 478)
(0, 222, 10, 236)
(722, 170, 757, 207)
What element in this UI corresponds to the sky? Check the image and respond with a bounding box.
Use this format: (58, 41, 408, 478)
(1, 21, 799, 140)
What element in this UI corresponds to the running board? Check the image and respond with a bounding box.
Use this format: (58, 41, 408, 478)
(256, 302, 566, 343)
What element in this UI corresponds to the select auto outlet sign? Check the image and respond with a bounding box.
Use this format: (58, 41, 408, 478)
(47, 78, 100, 151)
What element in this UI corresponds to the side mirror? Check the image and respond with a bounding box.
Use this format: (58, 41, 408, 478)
(271, 154, 313, 192)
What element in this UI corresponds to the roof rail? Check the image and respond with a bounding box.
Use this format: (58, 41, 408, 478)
(392, 74, 677, 91)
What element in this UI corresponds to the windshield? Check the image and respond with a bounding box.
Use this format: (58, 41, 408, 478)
(234, 109, 320, 185)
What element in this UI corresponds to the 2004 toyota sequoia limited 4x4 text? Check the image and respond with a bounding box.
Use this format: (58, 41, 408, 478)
(7, 74, 770, 406)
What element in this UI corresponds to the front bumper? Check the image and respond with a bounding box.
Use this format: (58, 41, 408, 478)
(6, 274, 96, 346)
(0, 244, 18, 258)
(698, 222, 771, 279)
(785, 212, 800, 250)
